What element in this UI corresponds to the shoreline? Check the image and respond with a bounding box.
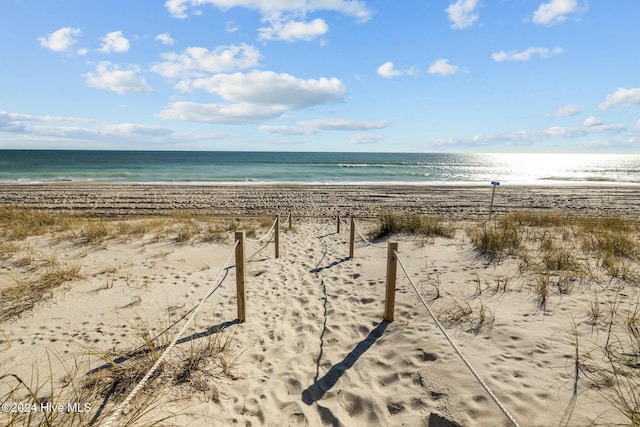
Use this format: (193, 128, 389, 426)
(3, 179, 640, 187)
(2, 183, 640, 218)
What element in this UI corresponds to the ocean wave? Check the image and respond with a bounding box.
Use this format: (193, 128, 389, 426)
(539, 176, 618, 183)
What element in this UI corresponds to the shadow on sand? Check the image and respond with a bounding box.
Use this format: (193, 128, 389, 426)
(301, 321, 389, 405)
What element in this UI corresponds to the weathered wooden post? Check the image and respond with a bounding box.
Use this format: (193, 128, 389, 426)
(384, 242, 398, 322)
(235, 231, 246, 322)
(489, 181, 500, 221)
(349, 217, 355, 258)
(288, 211, 293, 230)
(274, 215, 280, 259)
(337, 214, 341, 233)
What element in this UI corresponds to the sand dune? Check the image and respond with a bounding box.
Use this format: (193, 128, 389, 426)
(2, 209, 636, 426)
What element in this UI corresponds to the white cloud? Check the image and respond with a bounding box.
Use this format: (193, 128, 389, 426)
(258, 18, 328, 41)
(161, 70, 345, 124)
(428, 58, 460, 76)
(0, 111, 90, 125)
(599, 88, 640, 110)
(155, 33, 175, 46)
(634, 119, 640, 132)
(583, 116, 603, 127)
(532, 0, 581, 26)
(99, 31, 130, 53)
(544, 122, 624, 137)
(376, 61, 417, 79)
(24, 123, 204, 146)
(551, 104, 580, 117)
(151, 44, 260, 78)
(84, 62, 153, 94)
(350, 133, 383, 144)
(259, 125, 310, 135)
(259, 118, 390, 135)
(226, 20, 240, 33)
(157, 102, 286, 124)
(0, 111, 235, 149)
(492, 46, 562, 62)
(165, 0, 373, 22)
(0, 112, 27, 132)
(299, 118, 390, 131)
(377, 62, 402, 78)
(103, 123, 174, 136)
(471, 130, 537, 145)
(38, 27, 81, 53)
(427, 119, 626, 149)
(428, 130, 538, 148)
(445, 0, 479, 29)
(178, 70, 346, 109)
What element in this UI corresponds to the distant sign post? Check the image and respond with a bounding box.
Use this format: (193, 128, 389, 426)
(489, 181, 500, 221)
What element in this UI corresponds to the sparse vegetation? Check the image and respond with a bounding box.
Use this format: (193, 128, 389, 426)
(470, 210, 640, 425)
(535, 273, 549, 312)
(0, 260, 82, 322)
(468, 222, 521, 261)
(371, 212, 455, 240)
(437, 298, 494, 334)
(0, 206, 278, 246)
(1, 313, 240, 427)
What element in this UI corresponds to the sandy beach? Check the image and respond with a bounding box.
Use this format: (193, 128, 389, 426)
(2, 183, 640, 218)
(1, 184, 639, 426)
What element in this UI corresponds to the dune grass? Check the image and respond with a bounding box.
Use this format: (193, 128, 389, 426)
(1, 312, 240, 427)
(0, 259, 82, 323)
(0, 206, 278, 324)
(469, 211, 640, 276)
(371, 212, 455, 240)
(0, 205, 278, 246)
(467, 210, 640, 424)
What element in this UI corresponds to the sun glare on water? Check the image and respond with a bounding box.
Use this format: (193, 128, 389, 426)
(486, 153, 634, 184)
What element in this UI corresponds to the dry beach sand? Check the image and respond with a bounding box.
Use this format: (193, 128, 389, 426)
(1, 184, 640, 426)
(2, 183, 640, 218)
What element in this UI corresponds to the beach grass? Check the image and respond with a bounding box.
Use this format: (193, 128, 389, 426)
(1, 311, 240, 427)
(0, 259, 82, 323)
(370, 212, 455, 240)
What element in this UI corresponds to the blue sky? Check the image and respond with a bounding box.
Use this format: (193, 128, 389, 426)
(1, 0, 639, 152)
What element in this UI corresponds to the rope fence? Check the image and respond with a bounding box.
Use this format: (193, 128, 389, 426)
(352, 218, 386, 249)
(102, 240, 240, 427)
(245, 216, 278, 243)
(384, 242, 520, 427)
(245, 216, 280, 260)
(101, 212, 519, 426)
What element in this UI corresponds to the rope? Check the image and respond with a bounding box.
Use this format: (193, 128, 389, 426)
(394, 250, 520, 427)
(247, 239, 271, 261)
(245, 217, 278, 243)
(353, 219, 386, 248)
(101, 240, 240, 427)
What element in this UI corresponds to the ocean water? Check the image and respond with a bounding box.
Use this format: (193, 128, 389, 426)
(1, 150, 640, 185)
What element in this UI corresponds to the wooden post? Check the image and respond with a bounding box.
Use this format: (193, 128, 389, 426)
(349, 217, 355, 259)
(235, 231, 246, 322)
(489, 181, 500, 221)
(288, 211, 293, 230)
(337, 214, 341, 234)
(274, 215, 280, 259)
(384, 242, 398, 322)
